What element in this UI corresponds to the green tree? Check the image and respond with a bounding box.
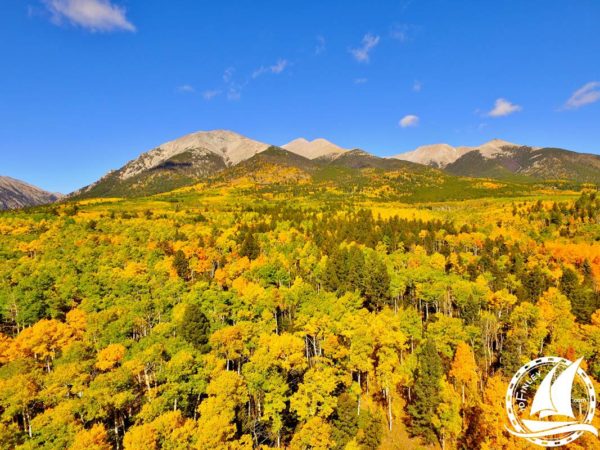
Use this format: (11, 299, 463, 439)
(240, 233, 260, 260)
(408, 340, 443, 443)
(356, 409, 383, 450)
(560, 266, 599, 323)
(172, 250, 191, 280)
(180, 303, 211, 353)
(331, 393, 358, 449)
(362, 251, 391, 311)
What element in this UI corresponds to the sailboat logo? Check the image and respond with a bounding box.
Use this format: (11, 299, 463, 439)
(505, 357, 598, 447)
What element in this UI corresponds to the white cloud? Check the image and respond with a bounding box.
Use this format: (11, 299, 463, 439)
(223, 67, 235, 83)
(315, 35, 326, 55)
(271, 59, 288, 74)
(227, 84, 242, 101)
(390, 24, 409, 42)
(350, 33, 380, 63)
(564, 81, 600, 109)
(205, 59, 288, 102)
(252, 59, 289, 78)
(412, 80, 422, 92)
(222, 67, 241, 99)
(202, 89, 221, 100)
(251, 67, 266, 78)
(43, 0, 135, 32)
(399, 115, 419, 128)
(354, 78, 368, 84)
(487, 98, 522, 117)
(177, 85, 195, 93)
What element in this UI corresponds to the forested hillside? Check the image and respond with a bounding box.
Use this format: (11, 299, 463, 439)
(68, 130, 600, 202)
(444, 146, 600, 183)
(1, 178, 600, 449)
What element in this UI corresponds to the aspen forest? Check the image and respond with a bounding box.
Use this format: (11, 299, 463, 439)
(1, 179, 600, 450)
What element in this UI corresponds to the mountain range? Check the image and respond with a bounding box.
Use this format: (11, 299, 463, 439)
(391, 139, 523, 167)
(72, 130, 600, 198)
(392, 138, 600, 183)
(4, 129, 600, 208)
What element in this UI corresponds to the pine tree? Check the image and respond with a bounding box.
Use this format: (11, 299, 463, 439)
(172, 250, 191, 280)
(408, 340, 443, 443)
(180, 303, 210, 353)
(356, 409, 383, 450)
(362, 252, 391, 311)
(322, 253, 341, 293)
(240, 233, 260, 260)
(331, 393, 358, 450)
(560, 266, 599, 323)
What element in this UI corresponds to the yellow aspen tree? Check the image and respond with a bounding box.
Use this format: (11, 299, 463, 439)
(70, 424, 112, 450)
(449, 342, 479, 405)
(290, 417, 334, 450)
(95, 344, 126, 371)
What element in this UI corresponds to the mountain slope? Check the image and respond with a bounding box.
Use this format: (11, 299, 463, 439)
(213, 146, 320, 184)
(459, 138, 523, 158)
(203, 146, 535, 203)
(217, 147, 427, 183)
(282, 138, 346, 159)
(78, 149, 229, 198)
(391, 138, 600, 183)
(445, 146, 600, 183)
(73, 130, 270, 198)
(318, 149, 420, 170)
(0, 176, 61, 210)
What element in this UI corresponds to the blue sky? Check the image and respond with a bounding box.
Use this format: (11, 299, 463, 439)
(1, 0, 599, 193)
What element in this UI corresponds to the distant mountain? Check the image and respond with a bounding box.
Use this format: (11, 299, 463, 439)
(73, 130, 270, 198)
(461, 139, 525, 159)
(72, 130, 600, 199)
(391, 138, 600, 183)
(445, 146, 600, 183)
(224, 146, 421, 175)
(391, 139, 522, 168)
(0, 176, 61, 210)
(391, 143, 468, 168)
(282, 138, 346, 159)
(209, 146, 536, 203)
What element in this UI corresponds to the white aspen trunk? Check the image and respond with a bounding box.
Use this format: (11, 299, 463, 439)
(387, 387, 393, 431)
(114, 415, 120, 450)
(305, 336, 310, 361)
(143, 368, 151, 393)
(357, 372, 361, 415)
